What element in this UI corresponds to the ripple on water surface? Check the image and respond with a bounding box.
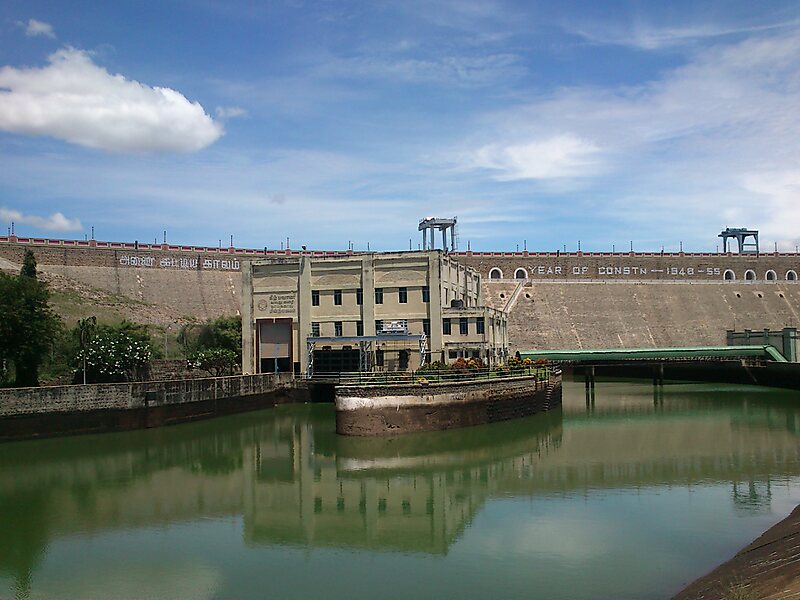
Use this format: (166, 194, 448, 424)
(1, 379, 800, 599)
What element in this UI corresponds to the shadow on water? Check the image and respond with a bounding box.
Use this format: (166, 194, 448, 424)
(1, 379, 800, 596)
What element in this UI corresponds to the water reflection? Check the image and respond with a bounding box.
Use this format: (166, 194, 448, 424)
(1, 380, 800, 598)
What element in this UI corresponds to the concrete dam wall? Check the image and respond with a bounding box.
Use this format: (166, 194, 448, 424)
(3, 238, 800, 350)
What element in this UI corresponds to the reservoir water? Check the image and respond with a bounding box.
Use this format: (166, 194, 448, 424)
(2, 379, 800, 599)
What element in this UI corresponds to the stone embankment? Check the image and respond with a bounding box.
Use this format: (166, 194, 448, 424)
(673, 503, 800, 599)
(0, 373, 300, 441)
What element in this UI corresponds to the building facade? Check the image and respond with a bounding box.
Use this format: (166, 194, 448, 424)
(241, 251, 508, 375)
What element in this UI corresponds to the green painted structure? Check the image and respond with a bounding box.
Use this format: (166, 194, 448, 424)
(516, 345, 789, 364)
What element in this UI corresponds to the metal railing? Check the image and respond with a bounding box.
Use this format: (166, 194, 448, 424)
(311, 366, 555, 387)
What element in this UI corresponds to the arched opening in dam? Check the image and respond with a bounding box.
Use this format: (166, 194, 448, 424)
(489, 267, 503, 279)
(745, 269, 756, 281)
(514, 267, 527, 279)
(766, 269, 777, 281)
(723, 269, 735, 280)
(787, 270, 797, 281)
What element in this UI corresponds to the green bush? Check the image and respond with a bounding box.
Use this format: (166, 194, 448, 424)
(187, 348, 238, 377)
(74, 321, 153, 383)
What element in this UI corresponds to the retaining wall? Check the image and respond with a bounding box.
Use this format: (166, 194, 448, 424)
(335, 376, 562, 435)
(0, 373, 299, 441)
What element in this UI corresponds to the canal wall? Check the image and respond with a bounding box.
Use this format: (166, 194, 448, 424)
(335, 375, 561, 435)
(0, 372, 300, 441)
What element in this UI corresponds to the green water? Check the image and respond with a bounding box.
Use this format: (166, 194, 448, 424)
(2, 379, 800, 599)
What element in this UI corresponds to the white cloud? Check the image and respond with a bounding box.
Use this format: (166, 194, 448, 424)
(456, 31, 800, 246)
(22, 19, 56, 39)
(571, 20, 800, 51)
(315, 53, 524, 86)
(215, 105, 247, 118)
(0, 208, 82, 232)
(0, 47, 223, 152)
(472, 134, 601, 180)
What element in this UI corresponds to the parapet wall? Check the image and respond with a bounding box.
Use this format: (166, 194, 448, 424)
(0, 372, 297, 441)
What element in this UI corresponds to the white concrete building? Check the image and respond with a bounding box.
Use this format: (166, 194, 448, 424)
(241, 251, 508, 375)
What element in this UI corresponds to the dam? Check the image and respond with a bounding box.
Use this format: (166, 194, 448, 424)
(2, 235, 799, 352)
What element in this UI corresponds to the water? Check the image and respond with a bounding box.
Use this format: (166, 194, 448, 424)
(2, 379, 800, 599)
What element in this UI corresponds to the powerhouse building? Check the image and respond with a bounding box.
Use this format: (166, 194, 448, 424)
(241, 251, 508, 375)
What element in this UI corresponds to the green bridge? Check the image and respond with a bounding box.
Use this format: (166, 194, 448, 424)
(516, 345, 789, 365)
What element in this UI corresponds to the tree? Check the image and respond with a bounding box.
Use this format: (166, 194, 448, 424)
(180, 316, 242, 364)
(0, 261, 60, 387)
(187, 348, 238, 377)
(20, 250, 37, 279)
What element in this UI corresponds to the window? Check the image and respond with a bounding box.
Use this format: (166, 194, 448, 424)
(311, 322, 320, 337)
(766, 270, 777, 281)
(489, 268, 503, 279)
(375, 288, 384, 304)
(399, 287, 408, 304)
(334, 321, 343, 336)
(356, 321, 364, 336)
(787, 270, 798, 281)
(514, 268, 528, 279)
(476, 317, 485, 335)
(745, 269, 756, 281)
(375, 320, 383, 334)
(334, 289, 342, 305)
(423, 318, 430, 336)
(356, 288, 363, 305)
(311, 290, 320, 306)
(460, 317, 468, 335)
(448, 350, 458, 359)
(376, 348, 384, 367)
(422, 286, 430, 303)
(443, 318, 451, 335)
(723, 269, 735, 281)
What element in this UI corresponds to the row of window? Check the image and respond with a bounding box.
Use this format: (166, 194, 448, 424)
(311, 286, 430, 306)
(489, 267, 800, 281)
(442, 317, 485, 335)
(310, 317, 491, 338)
(724, 269, 798, 281)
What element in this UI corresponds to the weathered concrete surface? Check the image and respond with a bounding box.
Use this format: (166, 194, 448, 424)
(0, 373, 298, 441)
(335, 376, 561, 435)
(673, 503, 800, 599)
(485, 281, 800, 350)
(4, 240, 800, 349)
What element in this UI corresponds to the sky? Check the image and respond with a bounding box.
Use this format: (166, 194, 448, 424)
(0, 0, 798, 252)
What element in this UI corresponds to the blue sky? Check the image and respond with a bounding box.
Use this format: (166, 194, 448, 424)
(0, 1, 798, 252)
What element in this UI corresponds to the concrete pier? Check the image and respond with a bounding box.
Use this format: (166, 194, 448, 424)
(335, 374, 562, 436)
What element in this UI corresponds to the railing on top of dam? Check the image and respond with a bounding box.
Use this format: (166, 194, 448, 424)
(2, 235, 799, 258)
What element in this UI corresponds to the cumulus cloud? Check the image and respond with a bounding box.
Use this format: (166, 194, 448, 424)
(21, 19, 56, 39)
(0, 208, 82, 232)
(0, 47, 223, 152)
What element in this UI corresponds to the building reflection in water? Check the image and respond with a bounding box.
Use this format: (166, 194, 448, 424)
(3, 380, 800, 595)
